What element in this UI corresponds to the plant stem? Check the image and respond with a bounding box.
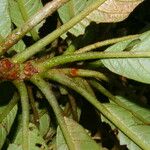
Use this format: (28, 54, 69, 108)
(47, 68, 108, 82)
(75, 34, 139, 53)
(0, 0, 69, 55)
(12, 0, 107, 63)
(16, 0, 40, 41)
(30, 75, 76, 150)
(14, 81, 29, 150)
(64, 43, 76, 55)
(68, 94, 78, 122)
(90, 80, 150, 124)
(36, 51, 150, 72)
(43, 72, 149, 150)
(86, 60, 104, 68)
(27, 86, 39, 127)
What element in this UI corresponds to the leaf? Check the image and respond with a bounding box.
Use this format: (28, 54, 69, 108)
(101, 115, 142, 150)
(103, 96, 150, 150)
(0, 1, 26, 52)
(0, 0, 11, 37)
(39, 112, 50, 137)
(14, 123, 48, 150)
(0, 105, 18, 149)
(7, 144, 22, 150)
(9, 0, 44, 35)
(11, 40, 26, 53)
(102, 30, 150, 83)
(56, 117, 101, 150)
(118, 131, 142, 150)
(58, 0, 143, 38)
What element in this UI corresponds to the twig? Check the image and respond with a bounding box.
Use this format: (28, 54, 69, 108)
(14, 81, 29, 150)
(0, 0, 69, 55)
(36, 51, 150, 72)
(16, 0, 40, 41)
(31, 75, 76, 150)
(75, 34, 139, 53)
(12, 0, 107, 63)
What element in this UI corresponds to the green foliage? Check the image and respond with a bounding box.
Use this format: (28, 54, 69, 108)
(56, 117, 101, 150)
(9, 0, 43, 35)
(0, 0, 26, 52)
(0, 0, 11, 37)
(102, 30, 150, 83)
(58, 0, 143, 38)
(10, 123, 48, 150)
(39, 111, 51, 137)
(0, 104, 18, 149)
(105, 96, 150, 149)
(0, 0, 149, 150)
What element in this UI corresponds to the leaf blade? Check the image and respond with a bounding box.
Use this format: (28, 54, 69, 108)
(102, 30, 150, 83)
(0, 105, 18, 149)
(0, 0, 11, 37)
(9, 0, 44, 35)
(57, 117, 102, 150)
(103, 96, 150, 150)
(58, 0, 143, 38)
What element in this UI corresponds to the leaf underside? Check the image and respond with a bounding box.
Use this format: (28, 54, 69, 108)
(103, 96, 150, 150)
(102, 30, 150, 84)
(56, 117, 102, 150)
(58, 0, 143, 38)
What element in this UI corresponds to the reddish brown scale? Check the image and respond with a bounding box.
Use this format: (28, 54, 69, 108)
(0, 59, 38, 80)
(7, 64, 20, 80)
(70, 68, 78, 77)
(24, 61, 38, 78)
(1, 58, 14, 70)
(7, 71, 19, 80)
(0, 58, 19, 80)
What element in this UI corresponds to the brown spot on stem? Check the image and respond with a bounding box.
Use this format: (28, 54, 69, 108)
(70, 68, 78, 77)
(24, 61, 38, 78)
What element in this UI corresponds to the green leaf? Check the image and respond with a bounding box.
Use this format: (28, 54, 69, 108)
(7, 144, 22, 150)
(14, 123, 48, 150)
(101, 115, 142, 150)
(58, 0, 143, 38)
(11, 40, 26, 53)
(0, 1, 26, 52)
(9, 0, 44, 35)
(103, 96, 150, 150)
(0, 0, 11, 37)
(102, 30, 150, 83)
(0, 105, 18, 149)
(39, 112, 50, 137)
(118, 131, 142, 150)
(56, 117, 101, 150)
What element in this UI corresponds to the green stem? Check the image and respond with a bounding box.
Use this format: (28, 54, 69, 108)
(64, 43, 76, 55)
(0, 0, 69, 55)
(73, 77, 96, 97)
(36, 51, 150, 72)
(14, 81, 29, 150)
(86, 60, 104, 68)
(90, 80, 150, 124)
(12, 0, 107, 63)
(75, 34, 139, 53)
(0, 93, 19, 123)
(48, 68, 108, 82)
(68, 94, 78, 122)
(17, 0, 40, 41)
(43, 72, 149, 150)
(27, 86, 39, 127)
(30, 75, 76, 150)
